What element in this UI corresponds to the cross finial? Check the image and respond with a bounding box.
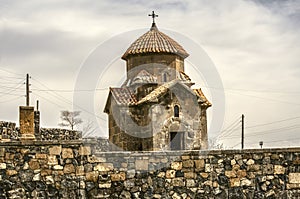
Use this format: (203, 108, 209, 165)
(148, 11, 158, 24)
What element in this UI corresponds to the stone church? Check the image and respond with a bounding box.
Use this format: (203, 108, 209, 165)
(104, 13, 211, 151)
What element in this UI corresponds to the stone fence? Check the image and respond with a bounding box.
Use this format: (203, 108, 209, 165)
(38, 128, 82, 141)
(0, 121, 19, 140)
(0, 121, 82, 141)
(1, 140, 300, 198)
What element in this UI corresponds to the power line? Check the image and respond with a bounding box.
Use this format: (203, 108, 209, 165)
(0, 96, 23, 103)
(223, 124, 300, 139)
(247, 137, 300, 145)
(218, 123, 240, 139)
(0, 79, 25, 97)
(210, 115, 241, 136)
(201, 85, 300, 95)
(31, 88, 108, 92)
(245, 116, 300, 129)
(226, 90, 300, 106)
(0, 67, 24, 77)
(31, 76, 107, 122)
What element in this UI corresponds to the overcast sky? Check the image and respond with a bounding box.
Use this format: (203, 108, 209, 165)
(1, 0, 300, 149)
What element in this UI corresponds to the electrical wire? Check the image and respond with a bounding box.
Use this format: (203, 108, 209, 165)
(31, 76, 107, 122)
(245, 116, 300, 129)
(0, 67, 24, 77)
(31, 88, 108, 92)
(0, 96, 23, 103)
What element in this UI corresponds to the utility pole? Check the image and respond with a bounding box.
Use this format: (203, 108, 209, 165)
(241, 114, 245, 149)
(26, 73, 30, 106)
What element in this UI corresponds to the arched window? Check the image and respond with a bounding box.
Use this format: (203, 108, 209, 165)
(174, 105, 179, 117)
(163, 73, 167, 82)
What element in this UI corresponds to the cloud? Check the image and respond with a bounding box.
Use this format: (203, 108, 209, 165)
(0, 0, 300, 147)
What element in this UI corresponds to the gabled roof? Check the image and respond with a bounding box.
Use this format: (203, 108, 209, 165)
(179, 71, 191, 82)
(110, 87, 137, 106)
(104, 81, 211, 113)
(193, 88, 212, 107)
(136, 80, 195, 105)
(122, 23, 189, 60)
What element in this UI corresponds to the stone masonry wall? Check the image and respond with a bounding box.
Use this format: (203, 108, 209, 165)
(1, 141, 300, 198)
(0, 121, 19, 140)
(0, 121, 81, 141)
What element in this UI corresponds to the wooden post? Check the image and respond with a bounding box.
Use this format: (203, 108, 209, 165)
(241, 114, 244, 149)
(26, 74, 30, 106)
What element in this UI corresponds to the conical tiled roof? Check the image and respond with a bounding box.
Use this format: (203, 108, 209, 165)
(122, 23, 189, 60)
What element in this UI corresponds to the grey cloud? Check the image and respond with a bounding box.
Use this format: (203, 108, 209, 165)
(1, 0, 300, 145)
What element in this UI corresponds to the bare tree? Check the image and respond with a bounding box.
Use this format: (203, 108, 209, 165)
(58, 110, 83, 130)
(208, 137, 224, 150)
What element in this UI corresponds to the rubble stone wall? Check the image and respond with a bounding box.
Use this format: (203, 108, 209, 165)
(0, 121, 19, 140)
(1, 141, 300, 198)
(0, 121, 82, 141)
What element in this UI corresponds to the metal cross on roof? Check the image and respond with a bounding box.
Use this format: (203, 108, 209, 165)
(148, 11, 158, 23)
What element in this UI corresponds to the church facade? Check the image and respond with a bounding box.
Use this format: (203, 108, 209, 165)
(104, 16, 211, 151)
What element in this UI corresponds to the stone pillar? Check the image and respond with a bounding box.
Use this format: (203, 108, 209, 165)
(34, 110, 40, 139)
(19, 106, 35, 140)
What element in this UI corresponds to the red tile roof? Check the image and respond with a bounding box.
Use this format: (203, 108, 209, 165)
(122, 23, 189, 60)
(193, 88, 212, 107)
(110, 87, 137, 106)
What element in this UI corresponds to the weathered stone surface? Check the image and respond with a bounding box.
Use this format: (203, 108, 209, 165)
(289, 173, 300, 184)
(63, 164, 75, 174)
(246, 159, 255, 165)
(79, 146, 91, 156)
(6, 169, 17, 176)
(0, 135, 300, 198)
(287, 183, 300, 189)
(184, 172, 196, 179)
(47, 155, 58, 165)
(41, 169, 52, 176)
(205, 164, 212, 172)
(45, 175, 54, 184)
(31, 173, 40, 182)
(171, 162, 182, 170)
(166, 170, 176, 178)
(36, 153, 47, 159)
(86, 171, 98, 182)
(274, 165, 285, 174)
(225, 170, 236, 178)
(241, 178, 252, 186)
(172, 178, 185, 186)
(182, 160, 194, 168)
(76, 165, 85, 176)
(53, 165, 63, 170)
(230, 178, 240, 187)
(126, 169, 135, 178)
(0, 162, 6, 169)
(99, 183, 111, 188)
(49, 145, 62, 155)
(236, 170, 247, 178)
(200, 172, 209, 179)
(88, 155, 106, 163)
(194, 159, 205, 171)
(111, 172, 126, 181)
(186, 179, 196, 187)
(29, 159, 40, 170)
(135, 159, 149, 170)
(94, 163, 113, 171)
(62, 148, 73, 159)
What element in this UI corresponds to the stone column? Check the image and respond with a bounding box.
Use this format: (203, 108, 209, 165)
(19, 106, 35, 140)
(34, 110, 40, 139)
